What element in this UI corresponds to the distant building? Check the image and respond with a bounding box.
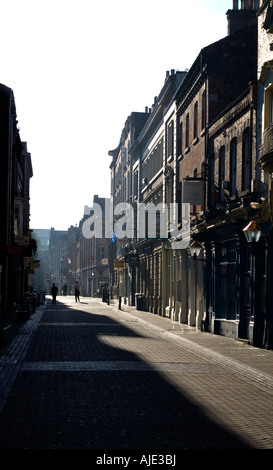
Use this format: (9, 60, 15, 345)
(33, 229, 50, 251)
(31, 229, 51, 292)
(79, 195, 111, 296)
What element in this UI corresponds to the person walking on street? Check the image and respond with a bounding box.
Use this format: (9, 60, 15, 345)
(74, 281, 80, 302)
(51, 283, 58, 304)
(62, 283, 68, 296)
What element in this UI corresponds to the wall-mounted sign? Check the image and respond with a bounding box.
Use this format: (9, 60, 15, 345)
(128, 254, 139, 267)
(182, 180, 203, 205)
(114, 259, 126, 270)
(8, 245, 23, 255)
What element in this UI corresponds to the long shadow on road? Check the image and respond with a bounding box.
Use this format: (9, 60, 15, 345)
(0, 298, 252, 449)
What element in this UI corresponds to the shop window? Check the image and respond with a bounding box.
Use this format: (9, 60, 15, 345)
(218, 241, 238, 320)
(219, 263, 237, 320)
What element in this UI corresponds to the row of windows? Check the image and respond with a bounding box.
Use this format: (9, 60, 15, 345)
(216, 128, 251, 202)
(142, 139, 163, 184)
(179, 91, 206, 152)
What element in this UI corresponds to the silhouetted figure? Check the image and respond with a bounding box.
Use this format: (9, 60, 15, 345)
(74, 281, 80, 302)
(51, 283, 58, 304)
(63, 283, 68, 296)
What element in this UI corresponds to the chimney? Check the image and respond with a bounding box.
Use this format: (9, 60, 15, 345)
(226, 0, 259, 35)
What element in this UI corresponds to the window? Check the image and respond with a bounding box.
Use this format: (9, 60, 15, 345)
(194, 102, 198, 139)
(185, 113, 190, 148)
(142, 139, 163, 184)
(133, 170, 138, 199)
(230, 138, 237, 196)
(167, 121, 174, 159)
(177, 122, 183, 157)
(264, 84, 273, 129)
(219, 146, 225, 201)
(14, 202, 23, 237)
(263, 5, 273, 33)
(201, 91, 206, 130)
(242, 128, 250, 191)
(192, 168, 198, 213)
(14, 206, 19, 236)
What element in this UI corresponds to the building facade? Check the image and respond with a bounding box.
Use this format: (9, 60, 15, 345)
(196, 83, 268, 346)
(256, 0, 273, 348)
(164, 1, 258, 330)
(106, 0, 273, 347)
(109, 111, 151, 304)
(31, 1, 273, 349)
(0, 84, 35, 318)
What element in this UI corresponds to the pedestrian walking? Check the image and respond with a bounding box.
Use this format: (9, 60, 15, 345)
(74, 281, 80, 302)
(51, 283, 58, 304)
(62, 283, 68, 296)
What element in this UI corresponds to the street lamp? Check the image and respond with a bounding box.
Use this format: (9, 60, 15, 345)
(243, 220, 263, 347)
(243, 221, 262, 243)
(189, 241, 202, 260)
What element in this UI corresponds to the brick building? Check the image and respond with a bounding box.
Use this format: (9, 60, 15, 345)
(171, 2, 258, 330)
(106, 1, 261, 339)
(194, 83, 267, 345)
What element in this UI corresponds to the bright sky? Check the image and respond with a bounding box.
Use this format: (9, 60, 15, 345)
(1, 0, 232, 230)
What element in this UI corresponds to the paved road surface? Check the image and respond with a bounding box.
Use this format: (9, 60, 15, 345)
(0, 296, 273, 455)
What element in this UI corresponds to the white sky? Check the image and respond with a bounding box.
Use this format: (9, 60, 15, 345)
(0, 0, 232, 230)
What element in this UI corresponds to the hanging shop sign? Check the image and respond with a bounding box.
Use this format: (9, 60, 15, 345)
(114, 259, 126, 270)
(128, 254, 139, 267)
(182, 180, 203, 205)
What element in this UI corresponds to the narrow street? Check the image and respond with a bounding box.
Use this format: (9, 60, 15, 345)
(0, 296, 273, 454)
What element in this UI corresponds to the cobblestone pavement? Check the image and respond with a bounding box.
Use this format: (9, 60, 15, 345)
(0, 296, 273, 453)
